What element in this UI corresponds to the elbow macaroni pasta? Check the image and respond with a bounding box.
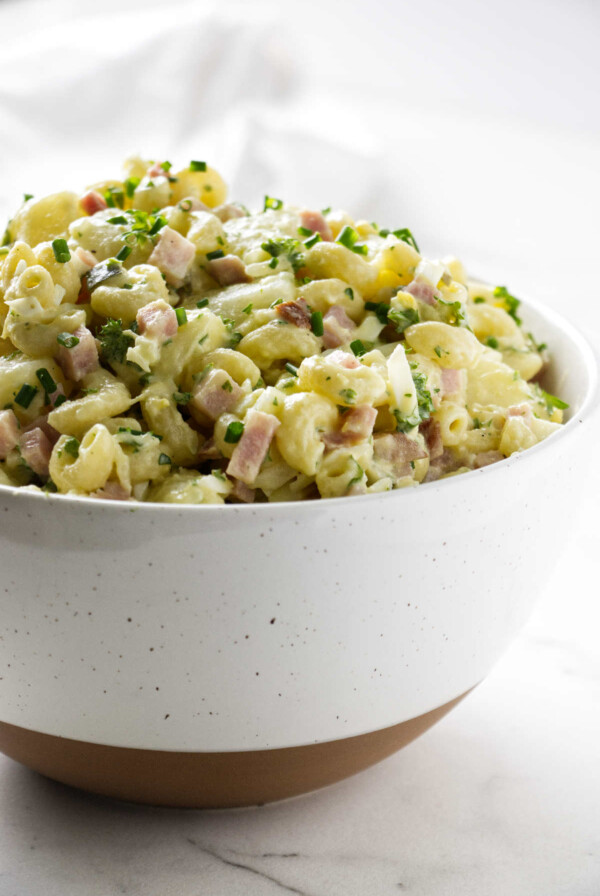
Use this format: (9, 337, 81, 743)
(0, 156, 567, 502)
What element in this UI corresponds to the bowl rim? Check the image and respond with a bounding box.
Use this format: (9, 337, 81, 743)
(1, 291, 598, 515)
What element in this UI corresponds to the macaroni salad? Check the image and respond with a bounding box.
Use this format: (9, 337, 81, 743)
(0, 158, 567, 503)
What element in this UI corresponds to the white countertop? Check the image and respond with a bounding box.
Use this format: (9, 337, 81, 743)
(1, 483, 598, 896)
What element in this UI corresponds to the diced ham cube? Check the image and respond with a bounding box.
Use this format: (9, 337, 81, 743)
(473, 450, 504, 469)
(92, 481, 131, 501)
(207, 254, 251, 286)
(80, 190, 107, 216)
(373, 432, 427, 477)
(136, 300, 178, 342)
(275, 299, 311, 329)
(419, 418, 444, 459)
(55, 325, 99, 382)
(406, 279, 436, 306)
(327, 350, 361, 370)
(229, 479, 256, 503)
(19, 427, 52, 478)
(299, 210, 333, 241)
(226, 410, 280, 485)
(322, 305, 355, 349)
(148, 226, 196, 287)
(189, 369, 244, 424)
(23, 416, 60, 446)
(423, 447, 463, 482)
(322, 405, 377, 449)
(0, 409, 20, 459)
(440, 368, 466, 400)
(196, 437, 222, 462)
(214, 203, 248, 222)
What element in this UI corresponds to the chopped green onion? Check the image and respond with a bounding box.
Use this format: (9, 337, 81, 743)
(264, 195, 283, 211)
(52, 239, 71, 263)
(304, 232, 321, 249)
(147, 215, 167, 236)
(350, 339, 367, 356)
(53, 393, 67, 408)
(285, 362, 298, 376)
(493, 286, 521, 325)
(14, 384, 38, 409)
(196, 298, 209, 309)
(107, 215, 128, 225)
(541, 389, 569, 411)
(268, 257, 278, 269)
(221, 380, 233, 392)
(310, 310, 324, 337)
(298, 226, 313, 237)
(173, 391, 192, 404)
(486, 336, 499, 349)
(242, 303, 253, 315)
(124, 176, 140, 198)
(339, 388, 357, 404)
(473, 296, 486, 304)
(321, 206, 331, 215)
(364, 300, 391, 324)
(36, 368, 56, 395)
(190, 160, 207, 172)
(56, 332, 80, 348)
(116, 245, 132, 262)
(158, 453, 172, 465)
(336, 225, 368, 255)
(224, 421, 244, 443)
(344, 287, 354, 301)
(206, 249, 225, 260)
(23, 193, 33, 202)
(63, 437, 80, 459)
(392, 228, 420, 253)
(175, 307, 187, 327)
(103, 186, 125, 209)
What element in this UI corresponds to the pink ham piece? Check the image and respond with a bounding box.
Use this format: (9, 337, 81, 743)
(136, 300, 178, 342)
(507, 403, 533, 420)
(207, 254, 251, 286)
(423, 447, 462, 482)
(148, 226, 196, 287)
(74, 246, 97, 270)
(0, 409, 20, 459)
(189, 369, 244, 424)
(275, 299, 311, 329)
(322, 405, 377, 449)
(80, 190, 107, 216)
(440, 368, 464, 398)
(22, 416, 60, 446)
(92, 481, 131, 501)
(473, 450, 504, 469)
(322, 305, 355, 349)
(374, 432, 427, 466)
(327, 350, 361, 370)
(229, 479, 256, 503)
(405, 279, 436, 306)
(419, 418, 443, 459)
(19, 427, 52, 478)
(55, 325, 99, 381)
(214, 203, 247, 222)
(299, 210, 333, 241)
(226, 410, 280, 485)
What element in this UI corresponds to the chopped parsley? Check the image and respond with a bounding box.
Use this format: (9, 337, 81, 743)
(63, 437, 80, 459)
(14, 383, 38, 409)
(224, 421, 244, 443)
(494, 285, 522, 325)
(221, 380, 233, 392)
(339, 388, 357, 404)
(310, 310, 324, 336)
(98, 318, 134, 364)
(52, 238, 71, 263)
(56, 332, 79, 349)
(103, 185, 125, 209)
(387, 305, 419, 334)
(394, 366, 433, 432)
(261, 238, 305, 274)
(173, 391, 192, 404)
(336, 225, 368, 255)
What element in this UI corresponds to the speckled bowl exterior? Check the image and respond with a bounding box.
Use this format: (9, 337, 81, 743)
(0, 298, 597, 803)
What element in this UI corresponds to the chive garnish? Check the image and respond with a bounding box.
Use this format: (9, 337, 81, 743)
(224, 421, 244, 444)
(264, 195, 283, 211)
(36, 368, 56, 395)
(206, 249, 225, 260)
(63, 437, 80, 459)
(310, 311, 324, 336)
(190, 160, 207, 172)
(304, 232, 321, 249)
(14, 384, 38, 408)
(196, 298, 209, 308)
(52, 239, 71, 263)
(284, 362, 298, 376)
(175, 307, 187, 327)
(116, 245, 132, 262)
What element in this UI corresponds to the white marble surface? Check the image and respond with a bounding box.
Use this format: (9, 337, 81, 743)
(1, 480, 599, 896)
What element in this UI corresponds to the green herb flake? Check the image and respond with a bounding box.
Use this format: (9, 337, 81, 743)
(540, 389, 569, 412)
(107, 215, 128, 226)
(115, 245, 132, 262)
(173, 391, 192, 404)
(486, 336, 499, 349)
(364, 300, 391, 325)
(190, 160, 207, 172)
(221, 380, 233, 392)
(196, 298, 209, 308)
(56, 332, 80, 349)
(284, 362, 298, 376)
(344, 287, 354, 301)
(321, 206, 331, 215)
(98, 318, 134, 364)
(23, 193, 33, 202)
(261, 238, 305, 274)
(35, 368, 56, 396)
(494, 285, 522, 325)
(392, 227, 420, 252)
(298, 226, 313, 237)
(14, 383, 38, 408)
(224, 421, 244, 444)
(350, 339, 368, 356)
(175, 307, 187, 327)
(347, 459, 364, 488)
(339, 388, 357, 404)
(242, 303, 253, 315)
(304, 232, 322, 249)
(124, 176, 140, 198)
(63, 437, 80, 459)
(52, 238, 71, 264)
(206, 249, 225, 261)
(387, 306, 419, 334)
(310, 310, 324, 337)
(53, 393, 67, 408)
(336, 225, 368, 255)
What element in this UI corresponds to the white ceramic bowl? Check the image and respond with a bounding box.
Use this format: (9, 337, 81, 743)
(0, 296, 598, 807)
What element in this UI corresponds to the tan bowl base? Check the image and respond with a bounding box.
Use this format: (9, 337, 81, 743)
(0, 692, 469, 808)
